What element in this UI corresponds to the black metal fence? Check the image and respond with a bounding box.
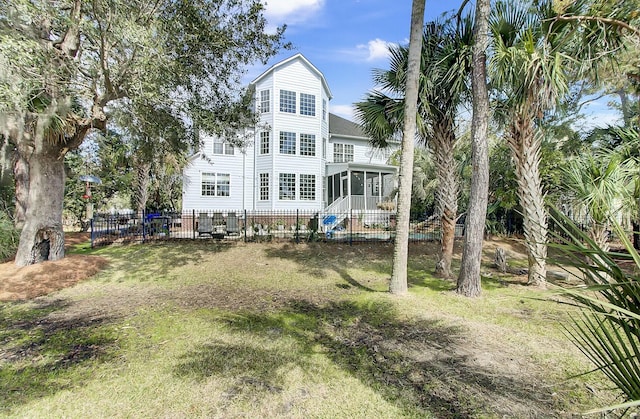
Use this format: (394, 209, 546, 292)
(90, 209, 464, 247)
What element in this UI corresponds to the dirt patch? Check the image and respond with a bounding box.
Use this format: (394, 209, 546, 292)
(0, 233, 107, 302)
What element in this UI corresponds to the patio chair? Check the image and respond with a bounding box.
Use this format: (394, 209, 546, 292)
(226, 212, 240, 235)
(198, 213, 213, 237)
(212, 212, 226, 235)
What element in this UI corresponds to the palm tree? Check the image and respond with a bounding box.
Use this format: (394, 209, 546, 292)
(355, 16, 472, 279)
(562, 152, 632, 253)
(489, 1, 576, 287)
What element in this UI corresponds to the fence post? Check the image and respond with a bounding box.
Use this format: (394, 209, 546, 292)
(192, 209, 196, 240)
(142, 210, 147, 243)
(244, 209, 247, 243)
(295, 209, 299, 244)
(90, 217, 94, 248)
(349, 209, 353, 246)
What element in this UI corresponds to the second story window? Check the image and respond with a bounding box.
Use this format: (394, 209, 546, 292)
(260, 90, 270, 113)
(280, 90, 296, 113)
(279, 131, 296, 155)
(213, 138, 234, 155)
(334, 143, 354, 163)
(260, 131, 270, 154)
(300, 93, 315, 116)
(299, 134, 316, 156)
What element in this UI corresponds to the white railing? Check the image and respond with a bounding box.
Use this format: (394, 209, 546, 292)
(321, 196, 349, 231)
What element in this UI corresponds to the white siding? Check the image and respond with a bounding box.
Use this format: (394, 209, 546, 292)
(182, 133, 254, 212)
(329, 136, 396, 165)
(182, 54, 392, 213)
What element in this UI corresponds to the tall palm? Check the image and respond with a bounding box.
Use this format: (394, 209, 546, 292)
(489, 0, 584, 287)
(355, 16, 473, 279)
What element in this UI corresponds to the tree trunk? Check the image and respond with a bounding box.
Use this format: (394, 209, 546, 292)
(456, 0, 490, 298)
(14, 130, 66, 266)
(12, 148, 29, 229)
(433, 126, 458, 279)
(134, 160, 151, 213)
(509, 114, 547, 287)
(389, 0, 425, 295)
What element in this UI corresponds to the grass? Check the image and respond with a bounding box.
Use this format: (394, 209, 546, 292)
(0, 239, 614, 418)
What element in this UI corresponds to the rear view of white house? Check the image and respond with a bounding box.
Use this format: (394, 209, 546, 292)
(181, 54, 398, 214)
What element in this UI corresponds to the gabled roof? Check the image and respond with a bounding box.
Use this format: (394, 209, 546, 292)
(329, 113, 367, 139)
(250, 53, 333, 99)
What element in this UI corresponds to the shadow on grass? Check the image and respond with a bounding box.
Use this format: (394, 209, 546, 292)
(0, 299, 118, 414)
(177, 298, 555, 418)
(94, 241, 235, 283)
(264, 243, 390, 292)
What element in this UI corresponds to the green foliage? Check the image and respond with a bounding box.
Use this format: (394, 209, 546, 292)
(551, 211, 640, 414)
(0, 210, 19, 262)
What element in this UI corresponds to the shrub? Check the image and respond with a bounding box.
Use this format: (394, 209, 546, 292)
(0, 211, 19, 262)
(551, 210, 640, 415)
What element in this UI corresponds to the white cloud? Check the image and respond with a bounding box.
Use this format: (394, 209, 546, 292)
(576, 112, 622, 131)
(330, 104, 355, 121)
(262, 0, 324, 25)
(356, 38, 393, 62)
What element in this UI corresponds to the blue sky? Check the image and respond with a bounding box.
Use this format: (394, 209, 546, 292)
(251, 0, 620, 128)
(246, 1, 459, 121)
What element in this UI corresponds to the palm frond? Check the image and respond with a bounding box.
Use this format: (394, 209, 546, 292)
(549, 210, 640, 412)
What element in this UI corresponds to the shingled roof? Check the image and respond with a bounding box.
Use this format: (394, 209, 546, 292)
(329, 113, 367, 138)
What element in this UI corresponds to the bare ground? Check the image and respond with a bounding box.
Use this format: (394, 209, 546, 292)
(0, 233, 108, 301)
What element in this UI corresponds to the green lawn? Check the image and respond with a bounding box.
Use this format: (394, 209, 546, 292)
(0, 240, 612, 418)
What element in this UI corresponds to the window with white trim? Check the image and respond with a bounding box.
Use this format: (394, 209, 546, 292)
(299, 134, 316, 156)
(322, 99, 327, 121)
(259, 173, 269, 201)
(279, 90, 296, 113)
(279, 131, 296, 155)
(333, 143, 354, 162)
(300, 174, 316, 200)
(300, 93, 315, 116)
(201, 172, 230, 197)
(260, 131, 270, 154)
(279, 173, 296, 200)
(260, 90, 270, 113)
(213, 138, 234, 155)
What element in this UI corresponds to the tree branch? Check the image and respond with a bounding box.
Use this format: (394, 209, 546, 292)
(554, 15, 640, 39)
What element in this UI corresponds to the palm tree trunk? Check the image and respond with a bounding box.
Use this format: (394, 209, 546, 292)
(508, 114, 547, 287)
(433, 125, 458, 279)
(456, 0, 490, 297)
(134, 160, 151, 213)
(390, 0, 425, 295)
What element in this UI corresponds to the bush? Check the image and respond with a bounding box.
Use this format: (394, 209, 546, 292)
(0, 211, 19, 262)
(551, 210, 640, 415)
